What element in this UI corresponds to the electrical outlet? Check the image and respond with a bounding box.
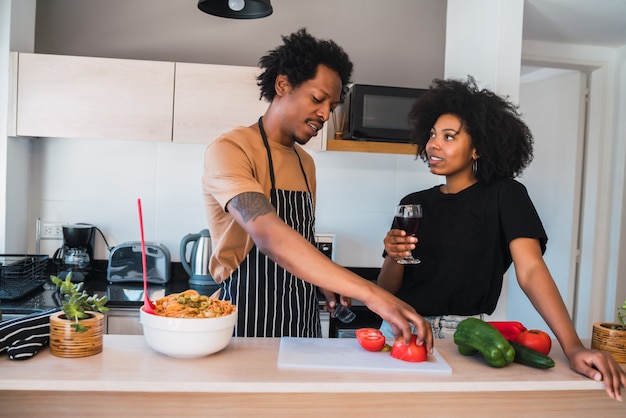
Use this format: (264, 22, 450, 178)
(40, 222, 65, 239)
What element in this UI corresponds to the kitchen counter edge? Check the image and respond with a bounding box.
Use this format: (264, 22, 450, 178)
(0, 335, 616, 394)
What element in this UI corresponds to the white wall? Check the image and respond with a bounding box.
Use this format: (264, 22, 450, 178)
(512, 69, 584, 333)
(0, 0, 11, 254)
(610, 44, 626, 322)
(31, 137, 443, 267)
(522, 40, 626, 331)
(1, 0, 36, 254)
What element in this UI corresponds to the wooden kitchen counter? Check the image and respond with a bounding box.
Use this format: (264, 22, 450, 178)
(0, 336, 624, 417)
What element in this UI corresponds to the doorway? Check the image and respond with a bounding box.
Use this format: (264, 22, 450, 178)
(504, 67, 587, 335)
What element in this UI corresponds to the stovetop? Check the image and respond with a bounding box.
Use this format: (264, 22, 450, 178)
(1, 260, 379, 315)
(0, 259, 214, 312)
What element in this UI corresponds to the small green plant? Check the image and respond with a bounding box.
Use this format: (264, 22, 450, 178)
(618, 298, 626, 329)
(51, 273, 109, 332)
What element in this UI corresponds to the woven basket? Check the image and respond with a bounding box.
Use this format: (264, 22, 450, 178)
(591, 322, 626, 363)
(49, 311, 104, 358)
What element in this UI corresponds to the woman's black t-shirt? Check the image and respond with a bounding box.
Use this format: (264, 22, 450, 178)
(392, 178, 547, 316)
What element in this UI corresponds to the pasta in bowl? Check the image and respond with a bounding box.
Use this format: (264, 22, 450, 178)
(140, 290, 237, 358)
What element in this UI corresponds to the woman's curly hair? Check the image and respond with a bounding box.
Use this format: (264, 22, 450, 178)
(408, 76, 534, 183)
(257, 28, 353, 103)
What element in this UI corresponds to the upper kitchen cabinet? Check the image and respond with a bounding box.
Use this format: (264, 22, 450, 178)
(173, 63, 265, 145)
(172, 62, 326, 151)
(10, 52, 175, 142)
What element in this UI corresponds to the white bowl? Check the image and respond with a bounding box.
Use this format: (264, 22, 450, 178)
(140, 307, 236, 358)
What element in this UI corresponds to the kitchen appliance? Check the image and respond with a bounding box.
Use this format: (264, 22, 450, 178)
(180, 229, 216, 286)
(0, 254, 49, 300)
(53, 224, 96, 281)
(107, 242, 171, 284)
(344, 84, 427, 143)
(314, 233, 335, 261)
(327, 267, 383, 338)
(277, 337, 452, 373)
(329, 304, 382, 338)
(314, 233, 335, 337)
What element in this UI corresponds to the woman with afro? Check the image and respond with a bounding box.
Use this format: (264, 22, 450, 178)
(378, 76, 625, 400)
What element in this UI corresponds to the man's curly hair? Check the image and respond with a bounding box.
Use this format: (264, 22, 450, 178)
(409, 76, 534, 183)
(257, 28, 353, 103)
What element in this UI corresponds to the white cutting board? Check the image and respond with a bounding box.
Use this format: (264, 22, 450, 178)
(277, 337, 451, 374)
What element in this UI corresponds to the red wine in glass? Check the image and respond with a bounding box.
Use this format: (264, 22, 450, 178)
(394, 204, 423, 264)
(394, 216, 422, 236)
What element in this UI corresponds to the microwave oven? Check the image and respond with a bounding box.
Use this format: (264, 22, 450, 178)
(345, 84, 427, 143)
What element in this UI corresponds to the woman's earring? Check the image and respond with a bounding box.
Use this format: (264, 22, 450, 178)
(472, 159, 478, 177)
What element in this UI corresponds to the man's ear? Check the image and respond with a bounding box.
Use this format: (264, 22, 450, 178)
(275, 74, 290, 96)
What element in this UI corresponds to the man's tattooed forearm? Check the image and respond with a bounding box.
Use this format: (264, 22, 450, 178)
(230, 192, 274, 223)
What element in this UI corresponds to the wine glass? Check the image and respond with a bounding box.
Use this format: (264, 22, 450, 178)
(393, 204, 423, 264)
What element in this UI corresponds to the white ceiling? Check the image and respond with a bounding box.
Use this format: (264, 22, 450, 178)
(522, 0, 626, 47)
(30, 0, 625, 89)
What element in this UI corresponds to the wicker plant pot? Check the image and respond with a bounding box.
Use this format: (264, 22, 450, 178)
(591, 322, 626, 363)
(49, 311, 104, 358)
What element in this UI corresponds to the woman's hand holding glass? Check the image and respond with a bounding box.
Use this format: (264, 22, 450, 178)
(384, 204, 422, 264)
(384, 228, 419, 263)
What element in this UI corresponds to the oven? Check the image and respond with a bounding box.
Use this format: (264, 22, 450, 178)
(329, 302, 382, 338)
(328, 267, 383, 338)
(312, 237, 383, 338)
(314, 234, 335, 338)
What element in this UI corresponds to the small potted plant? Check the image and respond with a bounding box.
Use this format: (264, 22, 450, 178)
(49, 273, 109, 358)
(591, 297, 626, 363)
(618, 299, 626, 330)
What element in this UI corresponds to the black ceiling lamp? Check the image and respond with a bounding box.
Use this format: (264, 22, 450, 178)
(198, 0, 273, 19)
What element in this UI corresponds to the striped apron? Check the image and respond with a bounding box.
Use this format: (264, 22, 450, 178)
(220, 117, 321, 337)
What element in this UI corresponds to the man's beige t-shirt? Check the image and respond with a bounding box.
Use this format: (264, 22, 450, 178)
(202, 125, 316, 283)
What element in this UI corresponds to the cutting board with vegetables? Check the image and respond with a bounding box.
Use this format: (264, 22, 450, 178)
(277, 337, 452, 373)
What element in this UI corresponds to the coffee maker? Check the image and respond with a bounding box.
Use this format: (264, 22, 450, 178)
(54, 223, 95, 281)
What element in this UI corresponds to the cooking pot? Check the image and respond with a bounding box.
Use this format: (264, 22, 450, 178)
(180, 229, 216, 286)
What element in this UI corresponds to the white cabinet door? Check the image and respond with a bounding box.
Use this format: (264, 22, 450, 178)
(14, 53, 175, 142)
(173, 62, 267, 144)
(173, 62, 325, 151)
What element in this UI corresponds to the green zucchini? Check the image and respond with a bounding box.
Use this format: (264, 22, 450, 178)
(509, 340, 555, 369)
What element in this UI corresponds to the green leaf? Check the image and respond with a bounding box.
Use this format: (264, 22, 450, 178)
(51, 273, 108, 332)
(71, 322, 89, 333)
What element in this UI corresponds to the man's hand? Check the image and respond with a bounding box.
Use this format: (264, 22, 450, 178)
(319, 287, 351, 315)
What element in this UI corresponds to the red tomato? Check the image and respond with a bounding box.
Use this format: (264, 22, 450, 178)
(355, 328, 386, 352)
(514, 329, 552, 355)
(390, 335, 427, 362)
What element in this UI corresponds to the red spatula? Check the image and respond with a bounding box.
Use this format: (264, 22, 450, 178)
(137, 198, 156, 314)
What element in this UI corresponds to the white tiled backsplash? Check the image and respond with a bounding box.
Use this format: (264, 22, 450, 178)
(29, 137, 438, 267)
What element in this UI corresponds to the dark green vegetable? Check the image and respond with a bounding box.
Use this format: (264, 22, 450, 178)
(508, 340, 555, 369)
(457, 344, 478, 356)
(453, 318, 515, 367)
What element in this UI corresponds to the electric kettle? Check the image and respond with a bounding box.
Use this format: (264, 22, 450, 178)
(180, 229, 216, 286)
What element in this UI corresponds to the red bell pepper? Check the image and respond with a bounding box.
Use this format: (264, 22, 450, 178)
(486, 321, 527, 341)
